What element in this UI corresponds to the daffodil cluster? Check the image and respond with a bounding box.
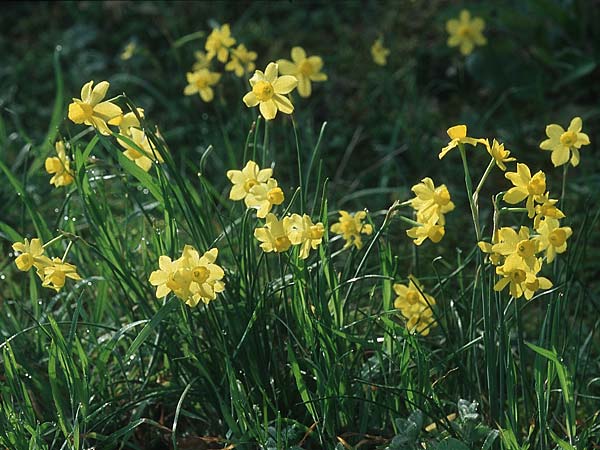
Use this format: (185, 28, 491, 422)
(393, 276, 437, 336)
(149, 246, 225, 307)
(406, 178, 454, 245)
(184, 24, 258, 103)
(12, 237, 81, 292)
(45, 141, 74, 187)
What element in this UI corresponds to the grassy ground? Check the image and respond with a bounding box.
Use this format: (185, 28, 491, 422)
(1, 1, 600, 449)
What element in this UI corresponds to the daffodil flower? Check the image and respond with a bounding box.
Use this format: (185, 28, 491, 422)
(439, 125, 482, 159)
(45, 141, 74, 187)
(504, 163, 546, 218)
(330, 210, 373, 249)
(540, 117, 590, 167)
(68, 80, 122, 135)
(446, 10, 487, 56)
(184, 69, 221, 102)
(371, 38, 390, 66)
(205, 24, 235, 63)
(243, 63, 298, 120)
(393, 275, 436, 336)
(287, 214, 325, 259)
(277, 46, 327, 98)
(254, 213, 293, 253)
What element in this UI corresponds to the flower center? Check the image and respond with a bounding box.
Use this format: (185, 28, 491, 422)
(526, 279, 540, 292)
(457, 25, 472, 38)
(299, 60, 314, 76)
(191, 266, 210, 284)
(195, 75, 210, 89)
(243, 178, 258, 192)
(252, 81, 274, 101)
(559, 131, 577, 147)
(516, 240, 536, 258)
(510, 269, 527, 283)
(405, 291, 420, 304)
(528, 173, 546, 195)
(267, 187, 284, 205)
(274, 236, 291, 252)
(340, 221, 356, 235)
(549, 229, 567, 247)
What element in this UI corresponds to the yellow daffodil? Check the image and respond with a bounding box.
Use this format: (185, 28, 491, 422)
(246, 178, 285, 218)
(409, 177, 454, 225)
(533, 194, 565, 230)
(371, 38, 390, 66)
(287, 214, 325, 259)
(225, 44, 257, 77)
(478, 241, 503, 266)
(118, 127, 164, 172)
(439, 124, 482, 159)
(68, 80, 122, 135)
(492, 226, 538, 269)
(149, 255, 181, 298)
(242, 62, 298, 120)
(226, 160, 273, 206)
(277, 46, 327, 98)
(205, 24, 235, 63)
(39, 257, 81, 292)
(184, 69, 221, 102)
(523, 275, 553, 301)
(539, 117, 590, 167)
(406, 213, 445, 246)
(446, 10, 487, 56)
(534, 218, 572, 263)
(45, 141, 74, 187)
(393, 275, 436, 336)
(504, 163, 546, 218)
(484, 138, 516, 171)
(193, 51, 211, 71)
(330, 210, 373, 249)
(254, 213, 293, 253)
(120, 42, 136, 60)
(493, 256, 536, 299)
(107, 108, 144, 136)
(12, 238, 46, 272)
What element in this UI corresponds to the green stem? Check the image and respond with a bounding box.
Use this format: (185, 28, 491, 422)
(560, 163, 568, 207)
(458, 144, 481, 241)
(291, 116, 305, 213)
(473, 158, 496, 199)
(61, 240, 74, 262)
(42, 235, 64, 249)
(262, 119, 270, 167)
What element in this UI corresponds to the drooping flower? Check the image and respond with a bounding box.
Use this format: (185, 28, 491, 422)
(245, 178, 285, 218)
(287, 214, 325, 259)
(68, 81, 123, 135)
(371, 38, 390, 66)
(330, 210, 373, 249)
(254, 213, 293, 253)
(45, 141, 74, 187)
(439, 125, 482, 159)
(539, 117, 590, 167)
(12, 238, 46, 272)
(484, 138, 516, 171)
(226, 160, 273, 206)
(409, 178, 455, 225)
(117, 127, 164, 172)
(205, 24, 235, 63)
(225, 44, 257, 77)
(406, 213, 445, 246)
(184, 69, 221, 102)
(242, 62, 298, 120)
(446, 10, 487, 56)
(277, 46, 327, 97)
(107, 108, 144, 136)
(504, 163, 546, 218)
(39, 257, 81, 292)
(393, 275, 437, 336)
(534, 218, 572, 263)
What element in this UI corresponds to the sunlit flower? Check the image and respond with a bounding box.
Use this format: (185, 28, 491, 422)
(439, 124, 482, 159)
(406, 213, 445, 246)
(178, 246, 225, 307)
(330, 210, 373, 249)
(288, 214, 325, 259)
(277, 46, 327, 97)
(117, 127, 164, 172)
(523, 274, 553, 301)
(225, 44, 257, 77)
(254, 213, 293, 253)
(371, 38, 390, 66)
(446, 10, 486, 56)
(205, 24, 235, 63)
(478, 241, 503, 266)
(107, 108, 144, 136)
(226, 160, 273, 206)
(494, 255, 547, 299)
(242, 62, 298, 120)
(533, 193, 565, 230)
(149, 255, 181, 298)
(246, 178, 285, 218)
(504, 163, 546, 218)
(540, 117, 590, 167)
(484, 138, 516, 171)
(491, 226, 538, 269)
(534, 218, 572, 263)
(39, 257, 81, 292)
(12, 238, 46, 272)
(45, 141, 74, 187)
(68, 80, 123, 135)
(120, 42, 136, 60)
(393, 275, 436, 336)
(409, 177, 454, 225)
(184, 69, 221, 102)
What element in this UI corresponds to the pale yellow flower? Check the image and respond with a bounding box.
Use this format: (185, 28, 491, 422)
(484, 138, 516, 171)
(149, 255, 181, 298)
(491, 226, 538, 270)
(504, 163, 546, 218)
(225, 44, 257, 77)
(406, 213, 445, 246)
(39, 257, 81, 292)
(287, 214, 325, 259)
(330, 210, 373, 249)
(254, 213, 293, 253)
(184, 69, 221, 102)
(68, 80, 123, 135)
(117, 127, 164, 172)
(242, 62, 298, 120)
(534, 218, 572, 263)
(120, 42, 136, 60)
(540, 117, 590, 167)
(409, 178, 454, 225)
(393, 275, 436, 336)
(193, 51, 211, 71)
(45, 141, 74, 187)
(226, 160, 273, 206)
(439, 124, 482, 159)
(245, 178, 285, 218)
(446, 10, 487, 56)
(205, 24, 235, 63)
(371, 38, 390, 66)
(494, 255, 548, 300)
(178, 246, 225, 307)
(533, 193, 565, 230)
(107, 108, 144, 136)
(277, 46, 327, 97)
(12, 238, 46, 272)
